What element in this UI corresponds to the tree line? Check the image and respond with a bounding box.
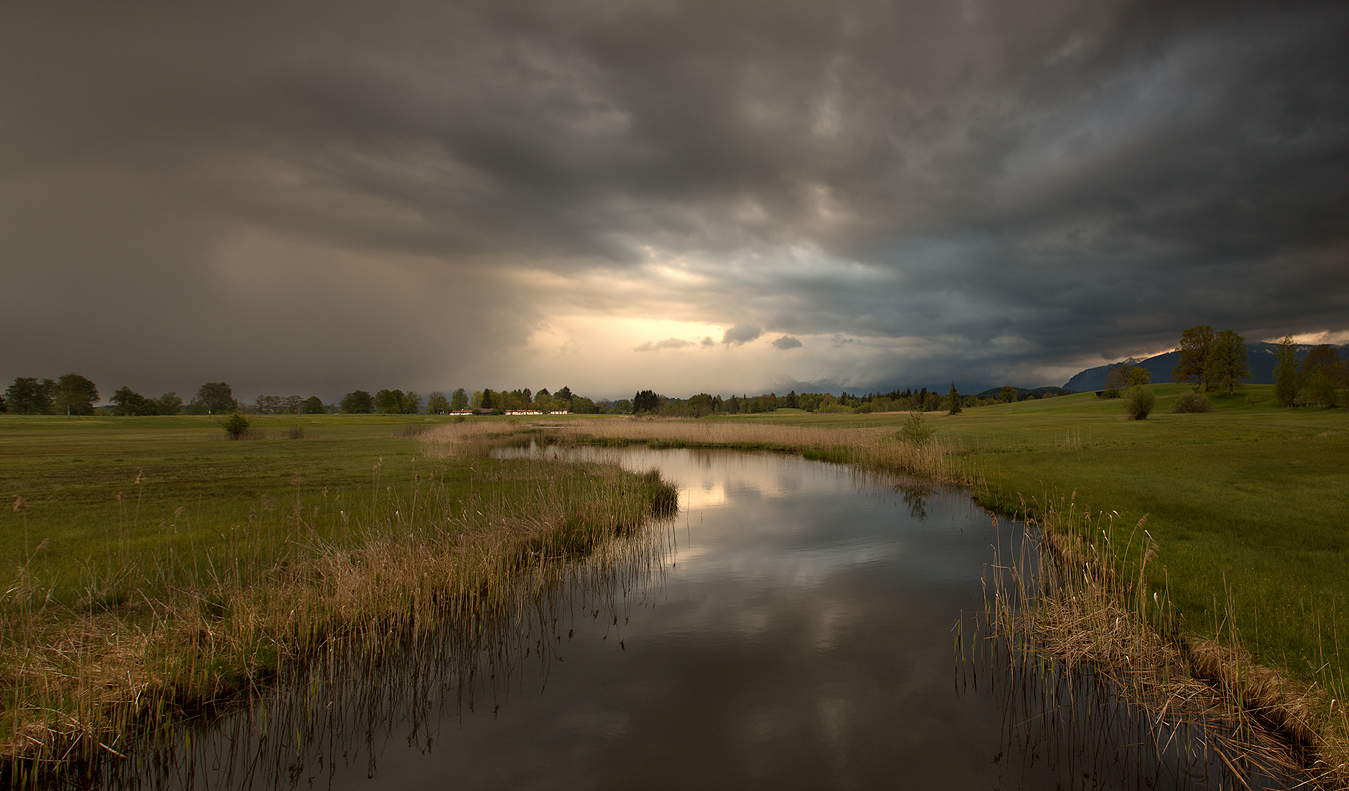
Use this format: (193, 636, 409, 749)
(2, 376, 241, 416)
(1171, 325, 1347, 407)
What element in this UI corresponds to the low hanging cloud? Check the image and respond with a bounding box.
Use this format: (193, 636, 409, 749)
(772, 336, 803, 350)
(634, 338, 696, 352)
(722, 324, 764, 346)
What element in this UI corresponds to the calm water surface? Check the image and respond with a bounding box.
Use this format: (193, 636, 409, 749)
(104, 447, 1276, 790)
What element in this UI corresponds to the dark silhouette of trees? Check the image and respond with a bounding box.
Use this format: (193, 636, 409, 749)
(5, 378, 54, 414)
(632, 390, 660, 414)
(52, 373, 99, 416)
(340, 390, 374, 413)
(1171, 325, 1215, 389)
(947, 383, 962, 415)
(110, 386, 157, 416)
(450, 388, 469, 410)
(1206, 330, 1251, 395)
(191, 382, 236, 415)
(302, 396, 326, 414)
(155, 392, 184, 415)
(1302, 344, 1345, 407)
(1274, 335, 1299, 408)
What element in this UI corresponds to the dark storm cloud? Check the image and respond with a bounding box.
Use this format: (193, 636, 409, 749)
(772, 336, 804, 351)
(2, 0, 1346, 396)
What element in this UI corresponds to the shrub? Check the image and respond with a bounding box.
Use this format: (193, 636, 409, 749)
(1124, 386, 1155, 420)
(898, 412, 936, 444)
(1170, 391, 1213, 413)
(287, 425, 305, 440)
(222, 412, 250, 440)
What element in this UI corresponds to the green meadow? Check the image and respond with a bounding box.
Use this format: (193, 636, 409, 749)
(743, 384, 1349, 687)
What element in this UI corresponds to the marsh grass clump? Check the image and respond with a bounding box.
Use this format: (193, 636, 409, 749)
(1170, 391, 1214, 413)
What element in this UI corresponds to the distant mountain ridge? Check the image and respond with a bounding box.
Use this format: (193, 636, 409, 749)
(1062, 342, 1348, 392)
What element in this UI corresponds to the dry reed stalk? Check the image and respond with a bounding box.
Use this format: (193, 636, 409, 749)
(0, 453, 677, 785)
(987, 495, 1348, 788)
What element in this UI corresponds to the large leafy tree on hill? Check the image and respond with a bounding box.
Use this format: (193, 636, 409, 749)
(1205, 330, 1251, 395)
(155, 392, 184, 415)
(449, 388, 468, 410)
(1171, 325, 1214, 389)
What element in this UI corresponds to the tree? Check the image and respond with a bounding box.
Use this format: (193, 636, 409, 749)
(1205, 330, 1251, 395)
(1127, 366, 1152, 387)
(425, 392, 450, 414)
(110, 386, 156, 416)
(632, 390, 660, 414)
(1171, 325, 1214, 389)
(1103, 365, 1127, 397)
(450, 388, 469, 411)
(374, 389, 403, 414)
(1302, 345, 1345, 408)
(52, 373, 99, 416)
(222, 412, 250, 440)
(191, 382, 236, 415)
(302, 396, 326, 414)
(947, 383, 962, 415)
(155, 392, 184, 416)
(999, 386, 1017, 404)
(1274, 335, 1299, 408)
(340, 390, 374, 413)
(5, 378, 55, 414)
(403, 390, 423, 414)
(479, 388, 495, 412)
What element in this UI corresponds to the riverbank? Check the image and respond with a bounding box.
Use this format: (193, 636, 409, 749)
(491, 393, 1349, 785)
(0, 415, 677, 783)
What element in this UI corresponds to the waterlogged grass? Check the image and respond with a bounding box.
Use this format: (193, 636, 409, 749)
(0, 413, 677, 781)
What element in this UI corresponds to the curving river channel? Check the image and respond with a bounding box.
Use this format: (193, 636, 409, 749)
(98, 446, 1285, 790)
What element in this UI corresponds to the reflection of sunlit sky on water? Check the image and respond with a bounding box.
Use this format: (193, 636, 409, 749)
(133, 445, 1261, 791)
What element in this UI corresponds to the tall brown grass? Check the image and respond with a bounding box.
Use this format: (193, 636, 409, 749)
(985, 494, 1349, 788)
(0, 446, 677, 786)
(420, 416, 981, 488)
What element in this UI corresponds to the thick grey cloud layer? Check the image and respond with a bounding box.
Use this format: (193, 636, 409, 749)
(3, 0, 1346, 398)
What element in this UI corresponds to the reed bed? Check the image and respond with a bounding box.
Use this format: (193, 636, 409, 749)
(0, 445, 677, 787)
(421, 416, 981, 488)
(984, 495, 1349, 789)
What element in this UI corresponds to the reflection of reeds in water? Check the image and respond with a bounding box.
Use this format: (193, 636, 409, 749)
(1, 449, 677, 788)
(93, 514, 676, 791)
(973, 498, 1342, 789)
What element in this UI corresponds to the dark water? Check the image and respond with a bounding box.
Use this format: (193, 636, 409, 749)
(98, 447, 1291, 790)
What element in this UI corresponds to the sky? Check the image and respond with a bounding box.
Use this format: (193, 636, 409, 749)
(3, 0, 1347, 402)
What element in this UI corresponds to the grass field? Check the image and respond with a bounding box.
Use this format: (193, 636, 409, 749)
(3, 390, 1347, 776)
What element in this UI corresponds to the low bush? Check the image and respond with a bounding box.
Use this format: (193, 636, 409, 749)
(1124, 385, 1156, 420)
(1170, 391, 1214, 413)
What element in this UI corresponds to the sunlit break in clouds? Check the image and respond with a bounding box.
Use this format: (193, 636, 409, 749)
(2, 0, 1346, 400)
